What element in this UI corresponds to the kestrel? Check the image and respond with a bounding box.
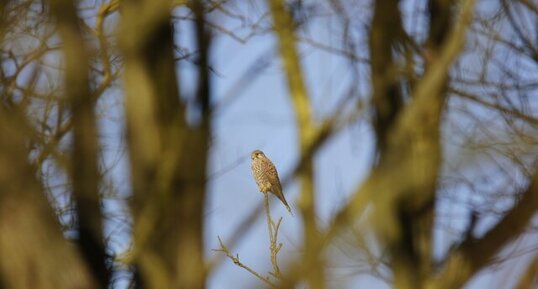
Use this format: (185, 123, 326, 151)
(251, 150, 292, 214)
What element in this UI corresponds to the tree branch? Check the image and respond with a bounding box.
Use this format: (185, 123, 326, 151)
(268, 1, 323, 289)
(48, 0, 109, 286)
(427, 169, 538, 289)
(213, 237, 277, 288)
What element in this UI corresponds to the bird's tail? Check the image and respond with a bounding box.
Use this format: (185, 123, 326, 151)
(273, 186, 293, 215)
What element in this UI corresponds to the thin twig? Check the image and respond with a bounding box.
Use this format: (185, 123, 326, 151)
(264, 193, 282, 277)
(213, 237, 277, 288)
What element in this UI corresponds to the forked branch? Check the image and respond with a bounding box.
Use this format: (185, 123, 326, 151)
(213, 236, 277, 288)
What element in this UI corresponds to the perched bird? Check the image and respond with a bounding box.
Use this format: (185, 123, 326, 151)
(251, 150, 292, 214)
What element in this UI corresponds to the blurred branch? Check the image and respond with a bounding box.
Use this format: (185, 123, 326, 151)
(48, 0, 109, 287)
(120, 1, 210, 289)
(297, 35, 368, 63)
(119, 0, 187, 287)
(0, 107, 95, 289)
(268, 1, 324, 289)
(92, 0, 119, 97)
(368, 0, 405, 153)
(450, 87, 538, 126)
(427, 168, 538, 289)
(328, 0, 475, 239)
(501, 0, 538, 58)
(517, 0, 538, 15)
(318, 2, 475, 288)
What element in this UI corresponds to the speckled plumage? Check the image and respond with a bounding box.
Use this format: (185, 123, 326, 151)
(251, 150, 291, 214)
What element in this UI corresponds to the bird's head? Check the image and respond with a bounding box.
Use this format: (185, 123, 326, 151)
(251, 150, 265, 160)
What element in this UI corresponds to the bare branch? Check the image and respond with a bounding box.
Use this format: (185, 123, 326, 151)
(213, 237, 277, 288)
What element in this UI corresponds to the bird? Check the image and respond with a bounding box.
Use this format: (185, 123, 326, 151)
(251, 149, 292, 214)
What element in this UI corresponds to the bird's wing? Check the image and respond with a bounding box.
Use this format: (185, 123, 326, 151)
(265, 160, 279, 184)
(266, 160, 291, 214)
